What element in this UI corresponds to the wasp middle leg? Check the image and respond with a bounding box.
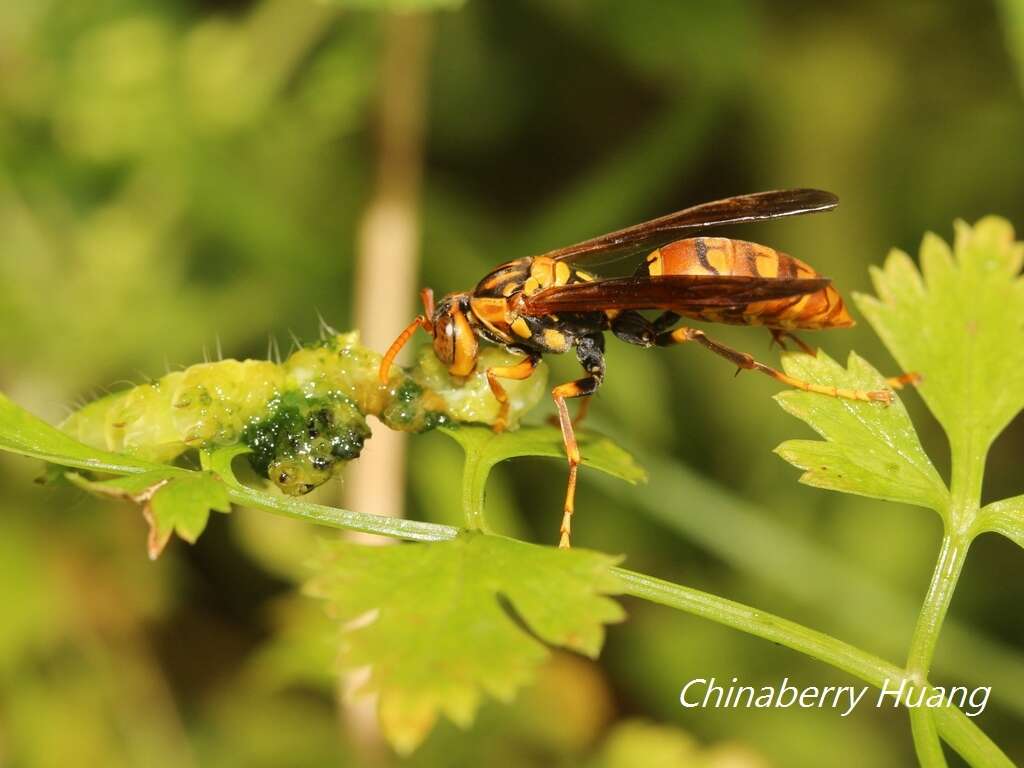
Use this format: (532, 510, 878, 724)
(769, 328, 816, 355)
(552, 334, 605, 549)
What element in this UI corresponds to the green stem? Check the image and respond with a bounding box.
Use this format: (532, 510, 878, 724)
(904, 426, 984, 767)
(615, 568, 1008, 768)
(907, 534, 970, 680)
(904, 532, 970, 768)
(226, 481, 459, 543)
(461, 451, 491, 532)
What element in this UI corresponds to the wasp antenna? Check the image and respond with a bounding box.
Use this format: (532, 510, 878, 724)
(378, 316, 431, 383)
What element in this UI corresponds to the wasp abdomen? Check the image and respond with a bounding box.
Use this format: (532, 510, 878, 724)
(642, 237, 853, 330)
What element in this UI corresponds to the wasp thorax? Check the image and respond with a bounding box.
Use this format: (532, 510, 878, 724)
(431, 293, 478, 376)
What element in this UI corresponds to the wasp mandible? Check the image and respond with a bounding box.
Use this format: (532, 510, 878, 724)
(379, 189, 916, 548)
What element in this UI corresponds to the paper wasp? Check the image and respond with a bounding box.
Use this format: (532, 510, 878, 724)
(379, 189, 916, 548)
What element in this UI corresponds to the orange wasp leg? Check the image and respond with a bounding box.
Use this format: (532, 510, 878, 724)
(765, 329, 922, 392)
(551, 335, 605, 549)
(545, 395, 591, 429)
(659, 326, 895, 403)
(378, 289, 436, 383)
(486, 356, 539, 432)
(886, 371, 922, 390)
(552, 380, 585, 550)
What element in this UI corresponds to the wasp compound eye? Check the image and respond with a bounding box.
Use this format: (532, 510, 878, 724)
(433, 315, 456, 365)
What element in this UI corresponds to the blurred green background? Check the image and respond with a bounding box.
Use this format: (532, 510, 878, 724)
(2, 1, 1024, 766)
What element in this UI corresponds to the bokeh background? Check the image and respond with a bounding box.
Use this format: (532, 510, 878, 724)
(2, 1, 1024, 766)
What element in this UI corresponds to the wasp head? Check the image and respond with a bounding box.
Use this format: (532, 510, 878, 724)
(431, 292, 479, 377)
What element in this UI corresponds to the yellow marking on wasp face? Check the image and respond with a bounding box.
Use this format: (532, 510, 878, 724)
(524, 277, 541, 295)
(756, 253, 778, 278)
(706, 248, 730, 274)
(447, 307, 479, 377)
(543, 328, 569, 351)
(511, 316, 532, 338)
(554, 262, 571, 285)
(646, 251, 663, 276)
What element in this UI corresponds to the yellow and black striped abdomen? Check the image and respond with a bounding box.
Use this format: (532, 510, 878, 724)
(643, 237, 854, 330)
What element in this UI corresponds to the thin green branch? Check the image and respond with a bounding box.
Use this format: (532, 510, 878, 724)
(460, 449, 490, 532)
(226, 481, 458, 543)
(903, 424, 981, 767)
(613, 569, 1007, 768)
(907, 535, 971, 682)
(910, 710, 948, 768)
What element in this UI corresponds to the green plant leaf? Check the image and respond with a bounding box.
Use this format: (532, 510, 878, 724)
(0, 392, 152, 474)
(67, 470, 231, 559)
(974, 496, 1024, 550)
(440, 424, 646, 531)
(774, 351, 948, 515)
(305, 532, 624, 754)
(441, 425, 646, 484)
(855, 218, 1024, 479)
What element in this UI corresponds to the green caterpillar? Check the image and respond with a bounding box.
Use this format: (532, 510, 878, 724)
(62, 332, 547, 494)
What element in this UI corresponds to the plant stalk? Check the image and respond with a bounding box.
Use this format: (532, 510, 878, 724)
(904, 422, 984, 768)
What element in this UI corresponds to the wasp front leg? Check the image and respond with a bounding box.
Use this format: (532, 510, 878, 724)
(552, 334, 605, 549)
(486, 355, 539, 432)
(656, 324, 894, 403)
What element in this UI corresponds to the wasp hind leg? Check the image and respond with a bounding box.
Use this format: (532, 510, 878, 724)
(553, 334, 605, 549)
(656, 325, 895, 403)
(486, 355, 539, 432)
(765, 329, 921, 391)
